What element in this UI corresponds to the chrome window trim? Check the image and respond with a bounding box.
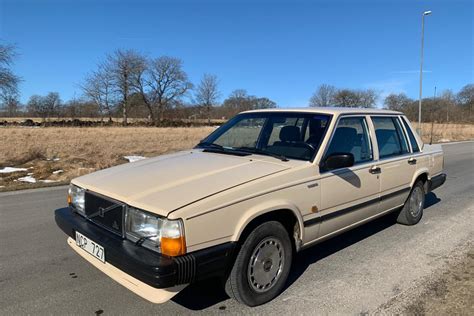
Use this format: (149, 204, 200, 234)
(319, 114, 374, 174)
(401, 116, 421, 153)
(371, 115, 410, 160)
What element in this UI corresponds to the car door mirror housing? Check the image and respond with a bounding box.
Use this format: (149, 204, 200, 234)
(322, 153, 355, 171)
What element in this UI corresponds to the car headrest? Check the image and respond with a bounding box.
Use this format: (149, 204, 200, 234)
(334, 127, 357, 141)
(279, 126, 301, 142)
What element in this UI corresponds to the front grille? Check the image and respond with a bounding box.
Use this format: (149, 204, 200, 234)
(84, 191, 125, 237)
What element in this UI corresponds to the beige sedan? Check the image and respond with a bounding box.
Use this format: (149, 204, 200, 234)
(56, 108, 446, 306)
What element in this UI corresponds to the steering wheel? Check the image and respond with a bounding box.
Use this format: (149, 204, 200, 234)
(302, 142, 316, 151)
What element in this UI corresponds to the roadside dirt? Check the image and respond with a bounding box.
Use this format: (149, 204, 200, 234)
(377, 244, 474, 315)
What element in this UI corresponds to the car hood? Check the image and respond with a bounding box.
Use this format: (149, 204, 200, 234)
(72, 150, 290, 216)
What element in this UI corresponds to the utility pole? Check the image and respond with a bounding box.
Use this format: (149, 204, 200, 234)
(418, 10, 432, 136)
(429, 86, 436, 144)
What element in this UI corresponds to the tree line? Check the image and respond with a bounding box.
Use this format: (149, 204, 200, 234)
(309, 83, 473, 123)
(0, 45, 277, 124)
(1, 43, 473, 124)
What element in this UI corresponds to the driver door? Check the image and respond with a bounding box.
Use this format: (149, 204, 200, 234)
(318, 116, 380, 237)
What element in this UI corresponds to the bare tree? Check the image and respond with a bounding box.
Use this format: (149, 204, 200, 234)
(107, 50, 146, 125)
(457, 84, 474, 122)
(133, 56, 193, 124)
(43, 92, 62, 118)
(384, 93, 413, 111)
(253, 97, 277, 109)
(309, 84, 336, 107)
(222, 89, 252, 111)
(221, 90, 277, 117)
(3, 94, 21, 116)
(26, 92, 61, 119)
(0, 44, 21, 106)
(195, 74, 220, 124)
(333, 89, 377, 108)
(81, 63, 115, 122)
(440, 90, 456, 123)
(357, 89, 377, 108)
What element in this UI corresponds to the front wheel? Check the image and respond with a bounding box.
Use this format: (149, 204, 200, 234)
(224, 221, 293, 306)
(397, 181, 425, 225)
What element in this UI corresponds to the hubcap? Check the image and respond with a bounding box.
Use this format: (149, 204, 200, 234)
(409, 186, 424, 217)
(247, 237, 285, 293)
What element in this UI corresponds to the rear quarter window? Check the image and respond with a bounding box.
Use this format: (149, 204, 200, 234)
(401, 117, 420, 152)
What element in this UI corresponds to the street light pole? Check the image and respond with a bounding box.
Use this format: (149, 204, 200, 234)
(418, 10, 432, 136)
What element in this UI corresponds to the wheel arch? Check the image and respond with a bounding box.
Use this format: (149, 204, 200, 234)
(232, 201, 304, 252)
(410, 169, 429, 191)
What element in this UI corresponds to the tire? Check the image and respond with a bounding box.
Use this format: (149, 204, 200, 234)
(224, 221, 293, 306)
(397, 181, 425, 225)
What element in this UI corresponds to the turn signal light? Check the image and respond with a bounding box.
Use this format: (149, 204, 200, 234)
(161, 236, 186, 257)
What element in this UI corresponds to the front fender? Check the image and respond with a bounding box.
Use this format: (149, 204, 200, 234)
(232, 199, 305, 247)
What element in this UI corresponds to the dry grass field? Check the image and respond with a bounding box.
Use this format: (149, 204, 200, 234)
(419, 122, 474, 143)
(0, 127, 214, 191)
(0, 122, 472, 191)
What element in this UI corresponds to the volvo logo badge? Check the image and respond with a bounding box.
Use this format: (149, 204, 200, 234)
(89, 203, 120, 219)
(99, 207, 106, 217)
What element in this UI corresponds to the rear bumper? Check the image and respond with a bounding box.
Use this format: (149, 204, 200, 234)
(55, 207, 236, 290)
(428, 173, 446, 192)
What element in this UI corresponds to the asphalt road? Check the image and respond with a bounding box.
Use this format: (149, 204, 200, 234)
(1, 142, 473, 315)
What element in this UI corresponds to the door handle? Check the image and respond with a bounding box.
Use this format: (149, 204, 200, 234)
(408, 158, 417, 165)
(369, 166, 381, 174)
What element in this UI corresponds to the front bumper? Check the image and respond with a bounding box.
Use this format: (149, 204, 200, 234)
(55, 207, 236, 290)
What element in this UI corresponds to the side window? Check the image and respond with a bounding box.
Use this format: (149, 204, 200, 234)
(325, 117, 373, 164)
(372, 117, 409, 159)
(401, 117, 420, 152)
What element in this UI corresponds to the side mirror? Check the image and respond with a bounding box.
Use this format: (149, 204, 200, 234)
(322, 152, 354, 171)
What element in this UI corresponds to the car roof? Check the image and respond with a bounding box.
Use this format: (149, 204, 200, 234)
(242, 107, 402, 116)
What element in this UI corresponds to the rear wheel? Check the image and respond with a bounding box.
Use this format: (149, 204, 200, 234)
(397, 181, 425, 225)
(224, 221, 292, 306)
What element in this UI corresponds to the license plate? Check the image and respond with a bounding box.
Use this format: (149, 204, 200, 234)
(75, 231, 105, 263)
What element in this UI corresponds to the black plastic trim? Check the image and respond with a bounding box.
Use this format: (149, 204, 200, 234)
(55, 207, 236, 288)
(304, 187, 410, 227)
(429, 173, 446, 192)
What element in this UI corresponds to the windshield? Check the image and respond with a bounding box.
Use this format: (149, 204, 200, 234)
(197, 112, 331, 161)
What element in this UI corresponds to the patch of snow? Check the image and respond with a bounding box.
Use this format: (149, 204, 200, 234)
(0, 167, 28, 173)
(46, 157, 61, 161)
(17, 176, 37, 183)
(40, 179, 59, 183)
(124, 155, 146, 163)
(27, 172, 33, 175)
(438, 138, 451, 143)
(52, 169, 64, 174)
(0, 186, 5, 188)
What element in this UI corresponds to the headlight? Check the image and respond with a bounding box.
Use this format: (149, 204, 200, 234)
(68, 184, 85, 215)
(126, 207, 186, 256)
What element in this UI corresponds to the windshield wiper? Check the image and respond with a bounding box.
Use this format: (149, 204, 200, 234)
(196, 141, 224, 150)
(197, 142, 251, 157)
(236, 147, 289, 162)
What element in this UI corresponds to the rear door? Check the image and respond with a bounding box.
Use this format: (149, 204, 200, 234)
(318, 116, 380, 237)
(371, 116, 415, 212)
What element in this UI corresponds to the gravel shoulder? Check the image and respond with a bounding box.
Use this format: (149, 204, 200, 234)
(377, 243, 474, 315)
